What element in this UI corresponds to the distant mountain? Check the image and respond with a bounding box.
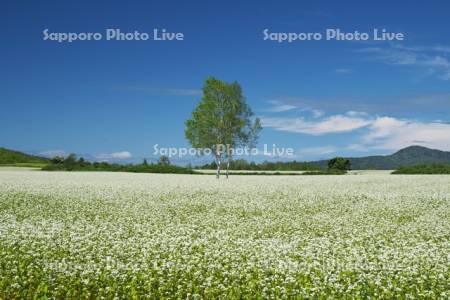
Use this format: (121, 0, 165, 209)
(310, 146, 450, 170)
(0, 148, 49, 165)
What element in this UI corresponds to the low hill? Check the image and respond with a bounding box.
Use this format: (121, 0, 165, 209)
(0, 148, 49, 166)
(311, 146, 450, 170)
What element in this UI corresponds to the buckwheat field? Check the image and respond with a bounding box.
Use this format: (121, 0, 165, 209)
(0, 169, 449, 299)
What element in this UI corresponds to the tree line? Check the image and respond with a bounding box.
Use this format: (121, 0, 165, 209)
(43, 154, 195, 174)
(197, 159, 322, 171)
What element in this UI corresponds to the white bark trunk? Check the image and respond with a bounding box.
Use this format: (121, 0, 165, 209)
(216, 155, 221, 179)
(226, 159, 230, 179)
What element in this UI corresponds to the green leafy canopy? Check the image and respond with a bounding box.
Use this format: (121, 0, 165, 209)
(185, 77, 261, 157)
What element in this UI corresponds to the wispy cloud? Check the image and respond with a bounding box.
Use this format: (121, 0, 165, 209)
(264, 92, 450, 117)
(263, 100, 326, 119)
(356, 44, 450, 80)
(264, 100, 297, 112)
(261, 114, 372, 135)
(392, 44, 450, 54)
(333, 68, 353, 74)
(38, 150, 67, 158)
(346, 111, 368, 117)
(124, 86, 202, 96)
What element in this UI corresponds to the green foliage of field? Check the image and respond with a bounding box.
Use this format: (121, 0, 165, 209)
(392, 164, 450, 174)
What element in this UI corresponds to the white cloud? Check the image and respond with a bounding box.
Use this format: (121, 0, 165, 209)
(364, 117, 450, 150)
(111, 151, 133, 159)
(262, 114, 372, 135)
(262, 103, 450, 152)
(96, 151, 133, 160)
(311, 109, 324, 118)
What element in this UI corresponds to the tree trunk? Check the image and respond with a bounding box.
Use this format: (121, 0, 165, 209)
(216, 155, 221, 179)
(226, 158, 230, 179)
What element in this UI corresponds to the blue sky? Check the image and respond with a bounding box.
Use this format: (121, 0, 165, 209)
(2, 0, 450, 164)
